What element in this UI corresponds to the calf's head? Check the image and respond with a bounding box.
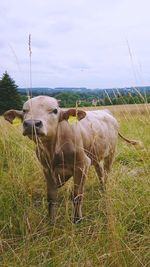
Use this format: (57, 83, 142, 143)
(4, 95, 86, 140)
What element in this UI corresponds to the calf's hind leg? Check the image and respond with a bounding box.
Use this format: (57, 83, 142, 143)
(104, 153, 114, 176)
(94, 161, 106, 192)
(94, 152, 115, 191)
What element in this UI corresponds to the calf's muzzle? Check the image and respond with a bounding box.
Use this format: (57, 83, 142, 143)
(23, 120, 43, 135)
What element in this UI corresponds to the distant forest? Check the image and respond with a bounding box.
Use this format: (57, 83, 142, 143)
(18, 86, 150, 108)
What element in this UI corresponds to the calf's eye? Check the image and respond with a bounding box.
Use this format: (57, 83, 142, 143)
(53, 109, 58, 114)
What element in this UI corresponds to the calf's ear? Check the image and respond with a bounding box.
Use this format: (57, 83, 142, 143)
(3, 110, 23, 124)
(59, 109, 86, 123)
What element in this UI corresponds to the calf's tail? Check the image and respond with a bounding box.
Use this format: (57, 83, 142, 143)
(118, 132, 140, 145)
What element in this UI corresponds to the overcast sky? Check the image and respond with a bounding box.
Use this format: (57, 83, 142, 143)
(0, 0, 150, 89)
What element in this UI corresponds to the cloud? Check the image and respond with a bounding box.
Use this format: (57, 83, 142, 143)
(0, 0, 150, 88)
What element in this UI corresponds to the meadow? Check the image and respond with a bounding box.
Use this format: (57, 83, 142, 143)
(0, 103, 150, 267)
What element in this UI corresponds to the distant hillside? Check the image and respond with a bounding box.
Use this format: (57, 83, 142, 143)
(18, 86, 150, 107)
(18, 86, 150, 96)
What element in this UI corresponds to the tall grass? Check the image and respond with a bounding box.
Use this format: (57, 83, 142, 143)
(0, 104, 150, 266)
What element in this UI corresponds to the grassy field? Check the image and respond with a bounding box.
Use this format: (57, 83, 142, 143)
(0, 104, 150, 267)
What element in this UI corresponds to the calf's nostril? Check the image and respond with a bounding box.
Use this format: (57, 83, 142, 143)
(35, 120, 42, 128)
(23, 120, 30, 128)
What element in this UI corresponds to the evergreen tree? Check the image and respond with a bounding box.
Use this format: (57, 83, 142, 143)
(0, 72, 22, 114)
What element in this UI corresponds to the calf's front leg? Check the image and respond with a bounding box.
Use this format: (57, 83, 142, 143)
(73, 156, 91, 224)
(44, 169, 58, 223)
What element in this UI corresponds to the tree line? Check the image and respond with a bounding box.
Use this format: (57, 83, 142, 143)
(0, 72, 150, 114)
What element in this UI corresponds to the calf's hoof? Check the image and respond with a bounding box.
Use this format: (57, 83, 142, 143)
(73, 217, 82, 224)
